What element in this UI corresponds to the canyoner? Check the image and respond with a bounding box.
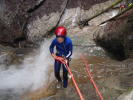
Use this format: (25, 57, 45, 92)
(49, 26, 104, 100)
(49, 26, 73, 88)
(49, 27, 85, 100)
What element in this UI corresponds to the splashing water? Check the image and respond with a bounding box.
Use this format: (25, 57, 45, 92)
(71, 7, 81, 27)
(111, 10, 119, 18)
(0, 40, 54, 95)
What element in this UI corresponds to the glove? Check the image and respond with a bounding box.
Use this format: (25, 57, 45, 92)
(52, 54, 67, 64)
(56, 56, 66, 64)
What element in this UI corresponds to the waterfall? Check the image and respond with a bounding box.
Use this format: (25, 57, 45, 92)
(0, 40, 54, 95)
(71, 7, 81, 27)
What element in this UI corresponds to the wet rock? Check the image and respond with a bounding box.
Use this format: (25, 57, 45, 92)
(117, 89, 133, 100)
(0, 45, 16, 65)
(94, 9, 133, 60)
(27, 0, 67, 42)
(0, 0, 39, 45)
(59, 0, 115, 27)
(0, 45, 33, 66)
(0, 0, 110, 45)
(27, 0, 112, 42)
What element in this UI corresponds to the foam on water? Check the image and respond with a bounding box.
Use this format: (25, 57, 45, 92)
(0, 40, 54, 94)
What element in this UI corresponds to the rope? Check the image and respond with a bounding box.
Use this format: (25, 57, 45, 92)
(56, 55, 104, 100)
(81, 55, 104, 100)
(58, 59, 85, 100)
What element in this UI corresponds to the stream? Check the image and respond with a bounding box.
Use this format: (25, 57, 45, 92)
(0, 7, 133, 100)
(0, 38, 132, 100)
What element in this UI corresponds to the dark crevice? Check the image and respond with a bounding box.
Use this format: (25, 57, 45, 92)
(27, 0, 47, 13)
(128, 18, 133, 23)
(13, 37, 26, 44)
(43, 0, 70, 38)
(95, 39, 127, 61)
(56, 0, 69, 26)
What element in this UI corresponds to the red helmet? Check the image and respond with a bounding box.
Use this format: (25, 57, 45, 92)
(55, 26, 67, 37)
(120, 4, 126, 8)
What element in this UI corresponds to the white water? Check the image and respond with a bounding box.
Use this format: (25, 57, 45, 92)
(71, 7, 81, 27)
(0, 40, 54, 94)
(117, 90, 133, 100)
(110, 10, 119, 18)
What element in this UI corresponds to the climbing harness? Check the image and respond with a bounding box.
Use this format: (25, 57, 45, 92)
(81, 55, 104, 100)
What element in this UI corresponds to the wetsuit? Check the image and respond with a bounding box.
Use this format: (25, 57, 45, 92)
(49, 37, 73, 88)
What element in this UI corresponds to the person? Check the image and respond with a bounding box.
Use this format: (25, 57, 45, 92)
(119, 3, 126, 12)
(49, 26, 73, 88)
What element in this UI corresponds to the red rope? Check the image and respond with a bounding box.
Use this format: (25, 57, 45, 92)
(81, 55, 104, 100)
(65, 63, 85, 100)
(56, 55, 104, 100)
(58, 59, 84, 100)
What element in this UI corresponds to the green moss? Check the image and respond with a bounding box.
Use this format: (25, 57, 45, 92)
(126, 86, 133, 93)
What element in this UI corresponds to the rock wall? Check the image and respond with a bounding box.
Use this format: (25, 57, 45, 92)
(1, 0, 132, 60)
(0, 0, 110, 44)
(27, 0, 113, 42)
(0, 0, 37, 45)
(94, 9, 133, 60)
(117, 90, 133, 100)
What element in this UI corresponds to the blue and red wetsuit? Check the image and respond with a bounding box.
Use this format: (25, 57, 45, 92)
(49, 37, 73, 88)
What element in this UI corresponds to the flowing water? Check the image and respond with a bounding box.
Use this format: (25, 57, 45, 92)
(0, 7, 133, 100)
(0, 36, 133, 100)
(0, 40, 55, 100)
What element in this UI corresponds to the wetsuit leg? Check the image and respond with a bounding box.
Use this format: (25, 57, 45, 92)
(54, 60, 62, 82)
(62, 62, 69, 88)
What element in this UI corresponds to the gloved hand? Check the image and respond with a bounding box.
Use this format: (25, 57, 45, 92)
(56, 56, 66, 64)
(52, 54, 61, 61)
(51, 53, 67, 64)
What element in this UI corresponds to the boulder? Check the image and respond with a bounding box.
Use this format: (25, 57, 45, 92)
(0, 0, 110, 44)
(94, 9, 133, 60)
(27, 0, 67, 42)
(0, 0, 40, 44)
(117, 90, 133, 100)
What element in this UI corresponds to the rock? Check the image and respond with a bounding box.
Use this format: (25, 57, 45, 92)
(0, 0, 111, 45)
(0, 44, 33, 66)
(0, 45, 16, 65)
(0, 0, 39, 45)
(94, 9, 133, 60)
(117, 89, 133, 100)
(0, 0, 132, 60)
(59, 0, 115, 27)
(27, 0, 112, 42)
(27, 0, 68, 42)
